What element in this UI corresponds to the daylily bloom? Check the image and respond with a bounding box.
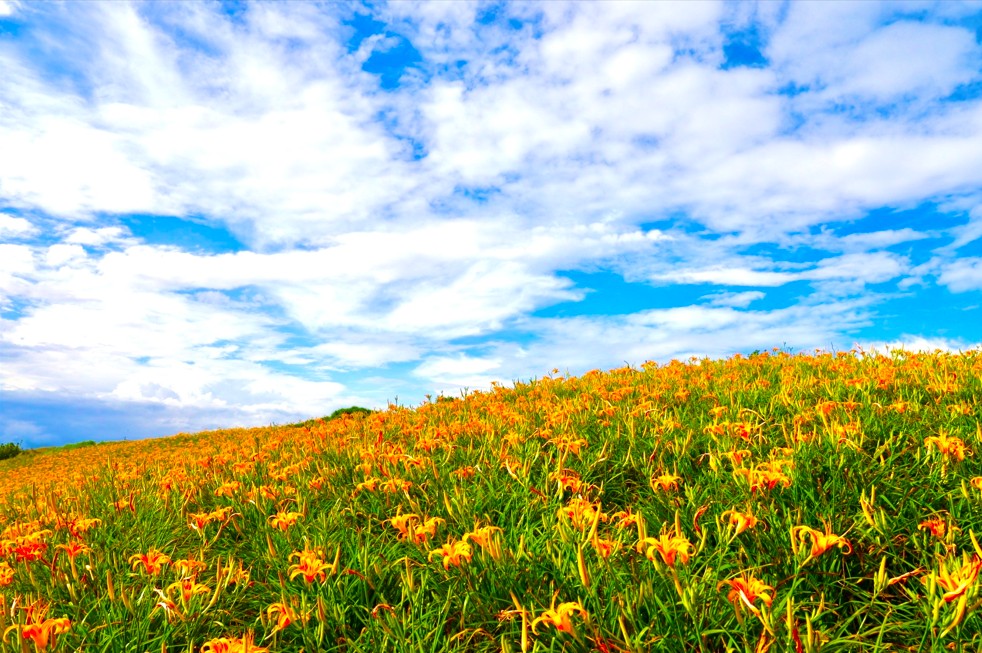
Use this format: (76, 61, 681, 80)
(550, 470, 596, 495)
(219, 558, 252, 586)
(167, 577, 211, 604)
(269, 511, 303, 532)
(722, 449, 752, 467)
(463, 524, 502, 549)
(722, 509, 759, 535)
(933, 554, 982, 603)
(734, 464, 792, 493)
(389, 513, 421, 540)
(214, 481, 241, 497)
(0, 562, 13, 587)
(428, 539, 473, 570)
(172, 556, 208, 577)
(129, 547, 171, 575)
(593, 538, 621, 560)
(413, 517, 445, 544)
(151, 588, 182, 623)
(531, 598, 588, 635)
(288, 546, 332, 583)
(719, 575, 774, 618)
(3, 617, 71, 649)
(56, 540, 91, 559)
(67, 517, 101, 539)
(925, 431, 968, 461)
(189, 507, 235, 532)
(638, 527, 695, 567)
(558, 497, 606, 531)
(650, 473, 681, 492)
(548, 434, 589, 455)
(919, 517, 950, 539)
(200, 633, 269, 653)
(2, 601, 71, 649)
(267, 602, 302, 633)
(380, 478, 412, 494)
(791, 523, 852, 560)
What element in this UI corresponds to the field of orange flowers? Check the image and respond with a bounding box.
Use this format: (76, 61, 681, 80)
(1, 348, 981, 652)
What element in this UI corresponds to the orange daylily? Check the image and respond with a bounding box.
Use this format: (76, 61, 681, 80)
(3, 617, 71, 649)
(558, 497, 606, 531)
(650, 473, 681, 492)
(918, 517, 951, 539)
(288, 546, 332, 583)
(56, 540, 91, 559)
(0, 562, 13, 587)
(167, 577, 211, 604)
(733, 463, 792, 493)
(200, 633, 269, 653)
(925, 431, 968, 461)
(267, 602, 302, 633)
(531, 597, 588, 635)
(933, 554, 982, 603)
(129, 547, 171, 575)
(379, 478, 413, 494)
(719, 574, 774, 617)
(151, 588, 182, 623)
(722, 509, 759, 535)
(428, 539, 473, 570)
(609, 509, 638, 529)
(172, 556, 208, 577)
(463, 524, 502, 549)
(791, 523, 852, 560)
(638, 527, 695, 567)
(189, 507, 235, 532)
(389, 513, 420, 540)
(2, 601, 71, 649)
(269, 511, 303, 532)
(593, 538, 621, 560)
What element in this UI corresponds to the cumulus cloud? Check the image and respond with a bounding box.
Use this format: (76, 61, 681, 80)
(1, 1, 981, 443)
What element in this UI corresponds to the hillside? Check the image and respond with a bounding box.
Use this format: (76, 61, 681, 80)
(1, 349, 981, 652)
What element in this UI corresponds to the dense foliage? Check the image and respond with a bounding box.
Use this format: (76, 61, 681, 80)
(0, 348, 981, 652)
(0, 443, 21, 462)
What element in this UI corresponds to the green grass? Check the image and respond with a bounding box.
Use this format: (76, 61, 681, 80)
(0, 350, 981, 652)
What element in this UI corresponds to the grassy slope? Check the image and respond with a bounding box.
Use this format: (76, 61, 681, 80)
(1, 349, 981, 652)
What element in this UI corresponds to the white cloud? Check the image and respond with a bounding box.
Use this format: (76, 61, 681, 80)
(857, 336, 982, 356)
(0, 0, 19, 18)
(659, 267, 796, 287)
(702, 290, 765, 308)
(945, 205, 982, 251)
(64, 226, 131, 246)
(937, 257, 982, 293)
(1, 2, 981, 441)
(408, 298, 876, 390)
(0, 214, 36, 238)
(413, 354, 502, 390)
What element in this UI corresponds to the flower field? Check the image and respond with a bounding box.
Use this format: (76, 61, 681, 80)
(1, 348, 981, 652)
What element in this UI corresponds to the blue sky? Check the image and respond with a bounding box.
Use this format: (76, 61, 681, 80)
(2, 1, 982, 447)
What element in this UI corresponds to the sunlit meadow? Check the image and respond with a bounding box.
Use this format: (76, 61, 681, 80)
(1, 348, 982, 652)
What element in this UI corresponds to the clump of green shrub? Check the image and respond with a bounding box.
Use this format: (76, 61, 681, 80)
(0, 441, 23, 461)
(291, 406, 374, 428)
(326, 406, 373, 420)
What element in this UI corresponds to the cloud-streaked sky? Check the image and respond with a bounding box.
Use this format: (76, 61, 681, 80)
(2, 1, 982, 447)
